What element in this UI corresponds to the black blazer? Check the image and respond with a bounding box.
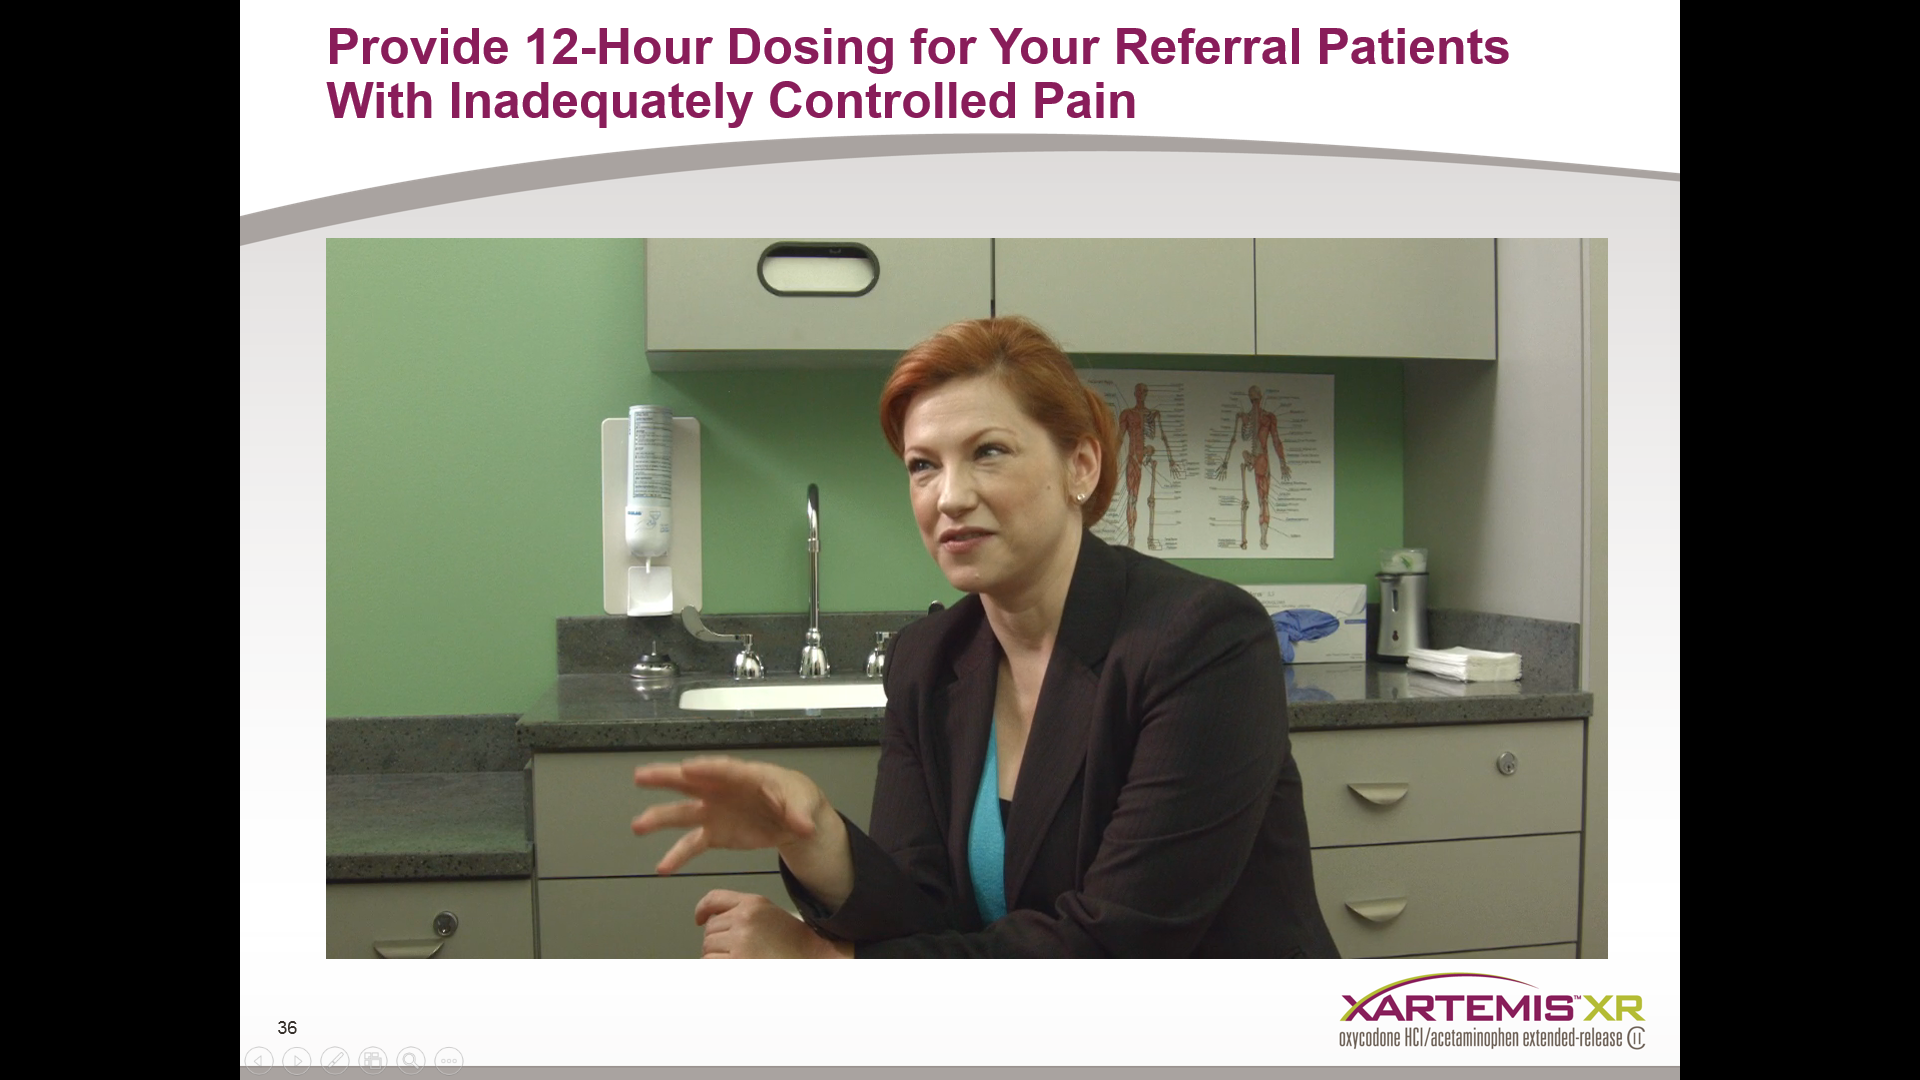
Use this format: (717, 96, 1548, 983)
(786, 531, 1339, 957)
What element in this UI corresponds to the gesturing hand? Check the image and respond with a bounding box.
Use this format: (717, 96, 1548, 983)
(631, 755, 833, 875)
(694, 890, 853, 959)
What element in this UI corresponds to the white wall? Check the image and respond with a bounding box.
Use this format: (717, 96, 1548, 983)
(1580, 238, 1607, 959)
(1402, 237, 1604, 954)
(1403, 238, 1588, 622)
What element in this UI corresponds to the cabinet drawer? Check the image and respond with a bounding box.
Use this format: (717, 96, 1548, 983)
(538, 873, 793, 958)
(1403, 942, 1577, 960)
(1293, 721, 1582, 847)
(1312, 833, 1579, 959)
(326, 879, 534, 959)
(533, 747, 882, 879)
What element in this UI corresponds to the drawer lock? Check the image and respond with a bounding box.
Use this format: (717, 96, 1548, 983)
(1496, 752, 1518, 776)
(373, 911, 461, 958)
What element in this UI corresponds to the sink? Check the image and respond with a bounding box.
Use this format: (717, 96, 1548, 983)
(677, 681, 888, 712)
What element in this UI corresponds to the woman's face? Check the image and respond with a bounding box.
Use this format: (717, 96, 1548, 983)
(901, 375, 1098, 601)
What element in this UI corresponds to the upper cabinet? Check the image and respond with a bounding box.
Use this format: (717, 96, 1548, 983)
(645, 239, 990, 368)
(993, 239, 1255, 355)
(645, 239, 1497, 367)
(1256, 239, 1496, 360)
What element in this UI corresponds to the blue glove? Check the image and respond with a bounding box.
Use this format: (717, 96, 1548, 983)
(1272, 608, 1340, 663)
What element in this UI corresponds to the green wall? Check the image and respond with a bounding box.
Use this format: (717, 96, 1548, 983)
(327, 239, 1402, 716)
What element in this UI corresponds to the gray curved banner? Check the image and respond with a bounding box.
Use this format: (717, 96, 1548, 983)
(238, 134, 1678, 245)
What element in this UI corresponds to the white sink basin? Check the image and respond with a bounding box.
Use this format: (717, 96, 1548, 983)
(677, 682, 888, 712)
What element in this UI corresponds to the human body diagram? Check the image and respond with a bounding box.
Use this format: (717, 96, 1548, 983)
(1084, 370, 1330, 559)
(1208, 386, 1291, 550)
(1115, 384, 1180, 549)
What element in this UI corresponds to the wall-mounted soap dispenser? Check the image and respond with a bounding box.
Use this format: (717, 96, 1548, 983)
(600, 411, 702, 616)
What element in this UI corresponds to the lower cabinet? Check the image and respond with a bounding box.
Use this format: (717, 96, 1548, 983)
(326, 879, 536, 958)
(538, 873, 795, 959)
(1311, 834, 1580, 958)
(1293, 719, 1587, 958)
(531, 746, 882, 958)
(1403, 943, 1578, 960)
(523, 724, 1586, 958)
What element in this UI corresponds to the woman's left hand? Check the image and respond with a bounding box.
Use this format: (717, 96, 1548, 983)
(693, 890, 854, 959)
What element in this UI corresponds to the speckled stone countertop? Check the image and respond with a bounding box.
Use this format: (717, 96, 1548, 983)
(517, 662, 1591, 753)
(326, 772, 533, 882)
(526, 606, 1589, 752)
(326, 716, 533, 882)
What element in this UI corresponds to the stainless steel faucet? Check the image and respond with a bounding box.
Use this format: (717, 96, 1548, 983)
(799, 483, 830, 677)
(865, 631, 893, 679)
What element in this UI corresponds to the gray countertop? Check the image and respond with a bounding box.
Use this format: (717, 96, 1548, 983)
(326, 771, 533, 882)
(516, 661, 1592, 753)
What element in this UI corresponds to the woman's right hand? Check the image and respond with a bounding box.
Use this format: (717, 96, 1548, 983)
(631, 756, 834, 875)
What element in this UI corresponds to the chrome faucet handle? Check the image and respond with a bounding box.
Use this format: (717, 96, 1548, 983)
(799, 627, 830, 679)
(865, 631, 893, 679)
(680, 607, 766, 681)
(680, 606, 742, 643)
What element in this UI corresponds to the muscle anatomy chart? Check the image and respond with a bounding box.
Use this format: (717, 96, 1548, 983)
(1084, 371, 1333, 559)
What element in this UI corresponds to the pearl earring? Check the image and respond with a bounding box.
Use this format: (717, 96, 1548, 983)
(1075, 492, 1088, 504)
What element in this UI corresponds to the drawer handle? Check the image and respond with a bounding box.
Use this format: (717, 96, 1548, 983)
(1348, 783, 1409, 805)
(1346, 897, 1408, 923)
(373, 939, 444, 959)
(757, 243, 879, 297)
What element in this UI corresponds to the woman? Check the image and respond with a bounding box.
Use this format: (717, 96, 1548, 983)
(633, 317, 1337, 958)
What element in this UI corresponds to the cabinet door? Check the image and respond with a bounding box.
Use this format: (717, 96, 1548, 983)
(326, 879, 535, 959)
(533, 746, 882, 879)
(646, 239, 990, 362)
(538, 873, 794, 958)
(1312, 833, 1579, 958)
(1293, 721, 1584, 847)
(1256, 239, 1496, 359)
(994, 239, 1255, 355)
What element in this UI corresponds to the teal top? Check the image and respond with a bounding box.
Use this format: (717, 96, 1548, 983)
(968, 721, 1009, 924)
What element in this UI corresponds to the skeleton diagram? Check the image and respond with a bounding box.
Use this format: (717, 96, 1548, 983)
(1208, 385, 1292, 550)
(1116, 383, 1179, 549)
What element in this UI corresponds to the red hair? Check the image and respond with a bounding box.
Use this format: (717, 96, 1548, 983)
(880, 317, 1119, 525)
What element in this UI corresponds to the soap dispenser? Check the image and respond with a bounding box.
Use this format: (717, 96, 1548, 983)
(1375, 548, 1429, 659)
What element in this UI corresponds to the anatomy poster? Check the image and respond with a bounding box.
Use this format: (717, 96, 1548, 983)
(1082, 371, 1334, 559)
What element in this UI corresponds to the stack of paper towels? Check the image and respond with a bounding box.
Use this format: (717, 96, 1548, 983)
(1407, 646, 1522, 683)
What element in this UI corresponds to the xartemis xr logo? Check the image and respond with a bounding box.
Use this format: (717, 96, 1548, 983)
(1340, 973, 1644, 1023)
